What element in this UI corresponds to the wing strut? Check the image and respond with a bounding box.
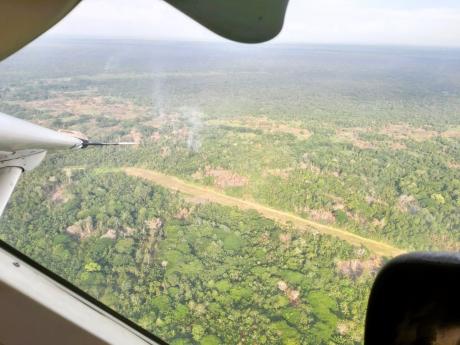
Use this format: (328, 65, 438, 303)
(0, 168, 22, 217)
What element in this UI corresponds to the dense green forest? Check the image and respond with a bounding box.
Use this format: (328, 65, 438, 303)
(1, 166, 373, 344)
(0, 39, 459, 344)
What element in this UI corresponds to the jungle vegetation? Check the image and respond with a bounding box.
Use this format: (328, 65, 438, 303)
(0, 39, 459, 344)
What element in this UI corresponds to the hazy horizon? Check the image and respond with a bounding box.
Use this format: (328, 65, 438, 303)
(36, 35, 460, 51)
(43, 0, 460, 48)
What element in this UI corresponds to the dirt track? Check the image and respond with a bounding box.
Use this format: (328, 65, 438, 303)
(123, 167, 405, 257)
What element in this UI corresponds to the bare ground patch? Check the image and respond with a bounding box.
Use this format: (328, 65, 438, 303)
(51, 185, 70, 204)
(448, 161, 460, 169)
(397, 194, 420, 214)
(308, 209, 336, 223)
(336, 256, 383, 280)
(208, 116, 311, 141)
(127, 129, 143, 144)
(335, 128, 376, 149)
(379, 124, 437, 142)
(206, 167, 248, 189)
(66, 217, 94, 240)
(441, 128, 460, 138)
(10, 95, 150, 120)
(335, 123, 456, 150)
(429, 234, 460, 252)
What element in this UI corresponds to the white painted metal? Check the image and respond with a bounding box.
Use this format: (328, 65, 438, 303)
(0, 112, 84, 218)
(0, 112, 83, 152)
(0, 150, 47, 171)
(0, 150, 47, 217)
(0, 167, 22, 217)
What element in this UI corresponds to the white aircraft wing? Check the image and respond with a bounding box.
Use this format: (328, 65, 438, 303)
(0, 112, 83, 216)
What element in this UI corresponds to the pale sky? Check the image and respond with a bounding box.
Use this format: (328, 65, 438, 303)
(47, 0, 460, 47)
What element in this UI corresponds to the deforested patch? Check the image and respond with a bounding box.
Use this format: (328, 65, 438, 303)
(66, 217, 94, 240)
(204, 167, 248, 189)
(336, 257, 383, 280)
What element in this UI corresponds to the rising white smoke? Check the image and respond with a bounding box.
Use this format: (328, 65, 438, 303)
(183, 108, 203, 152)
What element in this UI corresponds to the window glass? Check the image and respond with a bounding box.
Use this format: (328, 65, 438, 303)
(0, 1, 459, 344)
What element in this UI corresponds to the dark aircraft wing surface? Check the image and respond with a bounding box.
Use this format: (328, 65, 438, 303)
(0, 0, 289, 62)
